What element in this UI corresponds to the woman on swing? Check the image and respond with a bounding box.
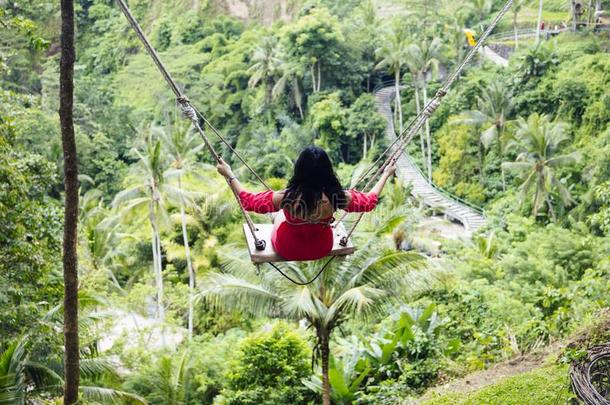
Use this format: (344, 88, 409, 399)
(217, 146, 397, 261)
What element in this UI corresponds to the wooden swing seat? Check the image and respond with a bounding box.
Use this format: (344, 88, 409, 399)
(242, 222, 355, 264)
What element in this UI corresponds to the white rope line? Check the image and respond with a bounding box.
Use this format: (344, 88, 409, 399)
(115, 0, 265, 249)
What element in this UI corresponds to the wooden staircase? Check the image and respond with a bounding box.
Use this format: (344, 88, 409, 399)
(374, 86, 487, 232)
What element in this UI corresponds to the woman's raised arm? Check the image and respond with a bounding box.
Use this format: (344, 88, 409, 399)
(368, 159, 397, 196)
(216, 158, 282, 213)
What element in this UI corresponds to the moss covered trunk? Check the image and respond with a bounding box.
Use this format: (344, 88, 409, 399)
(60, 0, 79, 401)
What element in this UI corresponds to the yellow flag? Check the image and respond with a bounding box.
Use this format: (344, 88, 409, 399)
(464, 30, 477, 47)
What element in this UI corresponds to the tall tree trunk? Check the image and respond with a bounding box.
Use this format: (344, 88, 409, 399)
(395, 70, 403, 134)
(293, 79, 304, 120)
(363, 131, 368, 159)
(546, 197, 556, 222)
(478, 141, 485, 185)
(265, 79, 273, 111)
(422, 83, 433, 181)
(498, 127, 506, 191)
(178, 176, 196, 340)
(513, 11, 519, 48)
(150, 222, 159, 317)
(60, 0, 79, 402)
(536, 0, 544, 42)
(149, 201, 164, 321)
(320, 331, 331, 405)
(317, 60, 322, 92)
(533, 173, 543, 217)
(414, 82, 426, 164)
(571, 0, 578, 31)
(310, 63, 317, 93)
(155, 225, 164, 321)
(394, 92, 399, 130)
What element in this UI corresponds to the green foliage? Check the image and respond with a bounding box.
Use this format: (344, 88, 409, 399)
(188, 330, 247, 403)
(125, 351, 195, 404)
(280, 7, 345, 92)
(589, 180, 610, 235)
(503, 113, 580, 220)
(303, 353, 370, 404)
(420, 364, 574, 405)
(221, 322, 316, 404)
(423, 213, 607, 370)
(433, 124, 486, 203)
(345, 93, 387, 161)
(310, 92, 347, 160)
(361, 304, 451, 392)
(0, 103, 62, 343)
(3, 1, 610, 403)
(0, 6, 51, 91)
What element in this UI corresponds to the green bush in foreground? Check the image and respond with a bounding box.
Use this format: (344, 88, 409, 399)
(219, 322, 317, 405)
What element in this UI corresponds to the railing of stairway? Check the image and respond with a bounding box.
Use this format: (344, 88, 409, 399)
(371, 81, 486, 217)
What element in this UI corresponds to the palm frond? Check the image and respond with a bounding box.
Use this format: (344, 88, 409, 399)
(79, 358, 120, 380)
(546, 151, 581, 167)
(282, 286, 320, 319)
(330, 286, 386, 318)
(112, 186, 146, 208)
(81, 386, 149, 404)
(480, 125, 498, 149)
(199, 273, 281, 317)
(502, 161, 532, 173)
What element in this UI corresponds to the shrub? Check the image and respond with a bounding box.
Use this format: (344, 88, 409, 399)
(221, 322, 317, 405)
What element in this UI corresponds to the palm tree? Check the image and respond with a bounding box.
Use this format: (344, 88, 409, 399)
(79, 187, 135, 291)
(512, 0, 526, 48)
(272, 58, 305, 119)
(503, 113, 580, 220)
(199, 216, 425, 405)
(59, 0, 79, 400)
(0, 338, 28, 404)
(158, 123, 206, 340)
(407, 38, 442, 181)
(136, 351, 193, 404)
(451, 81, 514, 189)
(248, 35, 281, 110)
(536, 0, 545, 42)
(1, 294, 148, 404)
(113, 132, 168, 321)
(471, 0, 493, 29)
(376, 23, 409, 134)
(354, 0, 379, 91)
(440, 0, 473, 26)
(405, 57, 428, 172)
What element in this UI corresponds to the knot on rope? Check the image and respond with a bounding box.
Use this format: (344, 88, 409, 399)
(423, 99, 441, 117)
(177, 97, 198, 122)
(436, 89, 447, 98)
(255, 239, 267, 251)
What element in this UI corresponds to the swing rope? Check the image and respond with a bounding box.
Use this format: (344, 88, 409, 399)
(115, 0, 513, 284)
(267, 256, 337, 286)
(115, 0, 267, 250)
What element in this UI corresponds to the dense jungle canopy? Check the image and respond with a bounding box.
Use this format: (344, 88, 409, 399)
(1, 0, 610, 403)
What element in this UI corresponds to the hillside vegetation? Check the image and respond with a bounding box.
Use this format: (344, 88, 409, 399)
(1, 0, 609, 403)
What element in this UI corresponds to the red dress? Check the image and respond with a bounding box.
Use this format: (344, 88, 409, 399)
(238, 190, 378, 261)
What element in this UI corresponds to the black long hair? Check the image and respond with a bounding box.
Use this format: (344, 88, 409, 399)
(282, 146, 347, 217)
